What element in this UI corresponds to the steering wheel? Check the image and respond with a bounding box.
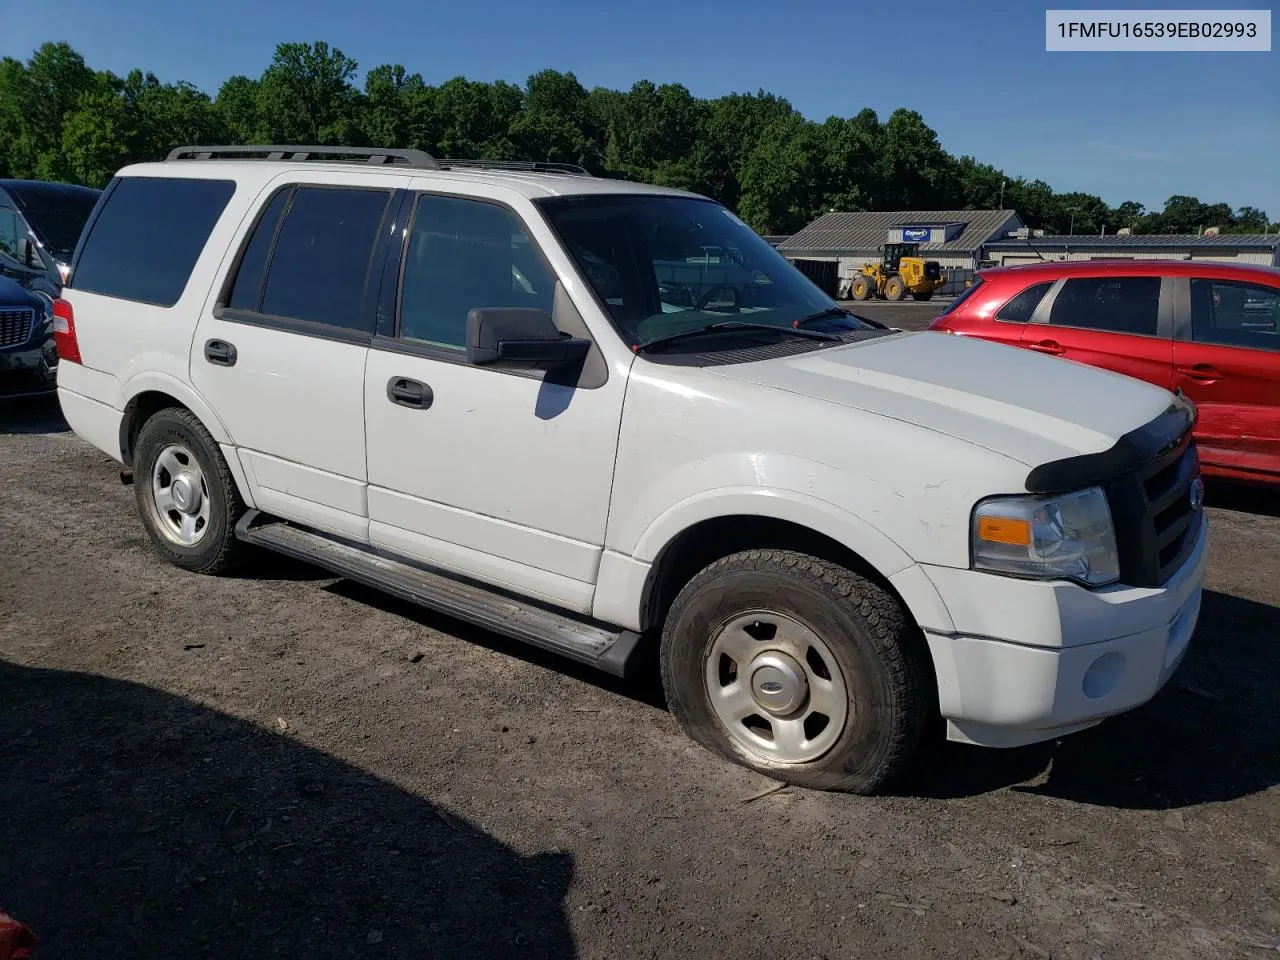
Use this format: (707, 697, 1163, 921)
(695, 284, 741, 312)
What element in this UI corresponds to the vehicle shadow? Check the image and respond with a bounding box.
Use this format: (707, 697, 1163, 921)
(0, 659, 576, 959)
(1206, 480, 1280, 518)
(0, 395, 68, 435)
(900, 589, 1280, 808)
(323, 580, 668, 711)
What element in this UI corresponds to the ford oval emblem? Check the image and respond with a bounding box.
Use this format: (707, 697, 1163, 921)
(1189, 476, 1205, 511)
(759, 681, 785, 695)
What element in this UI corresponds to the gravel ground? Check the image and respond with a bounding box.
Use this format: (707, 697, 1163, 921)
(1, 316, 1277, 958)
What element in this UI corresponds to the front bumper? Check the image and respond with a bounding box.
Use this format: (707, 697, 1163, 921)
(0, 340, 58, 398)
(921, 512, 1208, 748)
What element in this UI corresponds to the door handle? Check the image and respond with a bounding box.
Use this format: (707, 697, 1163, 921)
(1025, 339, 1065, 355)
(1175, 363, 1221, 384)
(204, 339, 237, 367)
(386, 376, 433, 409)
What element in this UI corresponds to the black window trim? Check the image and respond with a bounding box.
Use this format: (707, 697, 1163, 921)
(371, 188, 594, 382)
(1030, 274, 1174, 341)
(211, 181, 400, 341)
(65, 175, 237, 307)
(1172, 274, 1280, 352)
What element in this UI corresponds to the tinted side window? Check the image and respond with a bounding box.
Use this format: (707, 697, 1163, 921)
(72, 177, 235, 306)
(399, 195, 555, 349)
(1048, 276, 1160, 336)
(995, 281, 1052, 322)
(0, 205, 17, 257)
(1189, 278, 1280, 352)
(227, 188, 291, 311)
(260, 187, 390, 331)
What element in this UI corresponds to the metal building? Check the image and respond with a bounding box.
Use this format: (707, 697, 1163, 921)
(984, 233, 1280, 267)
(778, 209, 1023, 295)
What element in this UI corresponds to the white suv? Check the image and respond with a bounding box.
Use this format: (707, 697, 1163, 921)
(55, 145, 1207, 793)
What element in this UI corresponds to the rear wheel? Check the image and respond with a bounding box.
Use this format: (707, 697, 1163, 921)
(660, 549, 930, 794)
(912, 290, 933, 302)
(133, 407, 246, 574)
(884, 277, 906, 301)
(850, 276, 873, 301)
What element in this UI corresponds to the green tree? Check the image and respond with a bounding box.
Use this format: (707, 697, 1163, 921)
(256, 42, 360, 144)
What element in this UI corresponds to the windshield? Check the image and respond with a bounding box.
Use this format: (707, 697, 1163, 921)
(537, 194, 857, 347)
(7, 183, 101, 259)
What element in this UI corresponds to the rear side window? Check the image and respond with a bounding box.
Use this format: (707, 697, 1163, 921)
(227, 188, 290, 312)
(1189, 278, 1280, 352)
(1048, 276, 1160, 336)
(995, 281, 1052, 322)
(258, 187, 390, 331)
(72, 177, 235, 306)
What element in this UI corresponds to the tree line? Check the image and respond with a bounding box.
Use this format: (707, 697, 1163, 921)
(1, 41, 1272, 237)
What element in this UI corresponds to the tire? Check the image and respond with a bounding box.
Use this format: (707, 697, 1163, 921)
(660, 549, 930, 794)
(132, 407, 246, 574)
(884, 277, 906, 302)
(912, 291, 933, 302)
(850, 276, 873, 301)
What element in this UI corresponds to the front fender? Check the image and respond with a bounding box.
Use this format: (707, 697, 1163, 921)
(592, 484, 956, 636)
(632, 485, 915, 577)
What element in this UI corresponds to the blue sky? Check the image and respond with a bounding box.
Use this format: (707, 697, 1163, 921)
(5, 0, 1277, 217)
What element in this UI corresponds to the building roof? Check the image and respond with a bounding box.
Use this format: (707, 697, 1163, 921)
(986, 233, 1280, 250)
(779, 209, 1019, 255)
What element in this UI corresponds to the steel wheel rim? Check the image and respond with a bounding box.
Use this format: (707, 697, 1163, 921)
(148, 443, 211, 547)
(704, 610, 848, 764)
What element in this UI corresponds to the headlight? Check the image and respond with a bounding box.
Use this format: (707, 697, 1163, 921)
(972, 486, 1119, 586)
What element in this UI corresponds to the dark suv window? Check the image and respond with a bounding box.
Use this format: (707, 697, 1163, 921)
(227, 188, 291, 312)
(1048, 276, 1160, 336)
(398, 194, 555, 350)
(1189, 278, 1280, 352)
(72, 177, 235, 306)
(257, 187, 390, 332)
(996, 281, 1052, 322)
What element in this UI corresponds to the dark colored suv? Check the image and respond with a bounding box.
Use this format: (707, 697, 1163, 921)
(0, 180, 102, 397)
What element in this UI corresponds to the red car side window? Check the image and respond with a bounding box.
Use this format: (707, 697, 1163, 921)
(995, 281, 1053, 323)
(1048, 276, 1160, 336)
(1189, 278, 1280, 352)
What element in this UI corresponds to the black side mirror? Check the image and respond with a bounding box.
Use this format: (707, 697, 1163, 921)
(466, 308, 591, 370)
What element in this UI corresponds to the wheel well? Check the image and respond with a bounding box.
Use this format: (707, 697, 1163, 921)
(641, 515, 912, 632)
(120, 391, 189, 467)
(641, 515, 941, 725)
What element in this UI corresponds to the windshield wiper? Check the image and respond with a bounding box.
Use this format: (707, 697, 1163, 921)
(793, 307, 886, 330)
(633, 320, 842, 354)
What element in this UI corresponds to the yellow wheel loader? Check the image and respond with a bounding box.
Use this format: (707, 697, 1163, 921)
(848, 243, 946, 302)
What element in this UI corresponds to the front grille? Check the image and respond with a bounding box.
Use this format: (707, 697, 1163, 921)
(0, 307, 35, 347)
(1106, 432, 1202, 587)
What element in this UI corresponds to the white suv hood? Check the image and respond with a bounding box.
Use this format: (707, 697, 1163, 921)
(711, 330, 1175, 469)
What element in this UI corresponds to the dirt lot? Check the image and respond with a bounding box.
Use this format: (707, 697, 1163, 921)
(2, 308, 1277, 959)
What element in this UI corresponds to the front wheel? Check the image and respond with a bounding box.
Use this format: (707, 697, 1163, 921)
(133, 407, 247, 574)
(884, 277, 906, 301)
(660, 549, 931, 794)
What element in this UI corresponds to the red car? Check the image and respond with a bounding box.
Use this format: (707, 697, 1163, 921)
(930, 259, 1280, 487)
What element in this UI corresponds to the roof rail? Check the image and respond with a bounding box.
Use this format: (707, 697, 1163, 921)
(165, 145, 441, 170)
(437, 159, 591, 177)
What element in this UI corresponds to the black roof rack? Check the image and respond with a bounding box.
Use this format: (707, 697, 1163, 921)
(165, 145, 441, 170)
(437, 159, 591, 177)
